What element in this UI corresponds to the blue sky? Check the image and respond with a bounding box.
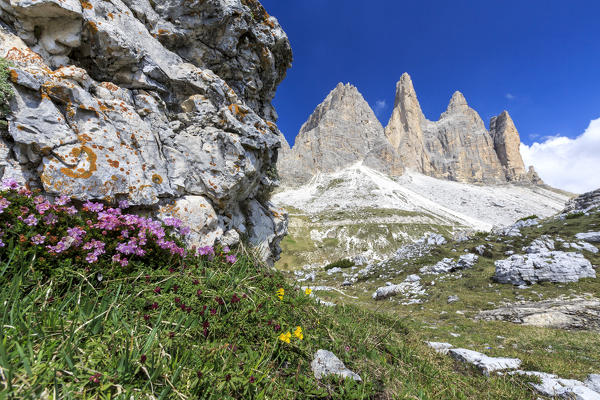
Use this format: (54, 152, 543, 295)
(261, 0, 600, 148)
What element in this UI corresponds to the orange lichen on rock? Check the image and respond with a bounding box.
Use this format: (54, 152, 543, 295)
(81, 1, 93, 9)
(151, 174, 163, 184)
(228, 104, 249, 121)
(60, 146, 98, 179)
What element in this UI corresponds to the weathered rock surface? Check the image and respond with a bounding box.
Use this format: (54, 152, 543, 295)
(310, 349, 361, 381)
(511, 371, 600, 399)
(420, 254, 478, 275)
(0, 0, 292, 263)
(476, 297, 600, 331)
(494, 250, 595, 286)
(372, 275, 425, 302)
(564, 188, 600, 214)
(278, 72, 542, 186)
(426, 341, 454, 355)
(576, 232, 600, 243)
(448, 348, 522, 376)
(278, 83, 403, 185)
(489, 111, 528, 181)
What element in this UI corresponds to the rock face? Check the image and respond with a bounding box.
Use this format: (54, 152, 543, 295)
(489, 111, 528, 181)
(564, 189, 600, 214)
(278, 83, 403, 184)
(279, 72, 542, 186)
(476, 297, 600, 331)
(0, 0, 292, 264)
(493, 238, 596, 285)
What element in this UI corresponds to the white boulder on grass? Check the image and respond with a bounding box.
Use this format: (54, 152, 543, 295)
(311, 350, 361, 381)
(448, 348, 521, 376)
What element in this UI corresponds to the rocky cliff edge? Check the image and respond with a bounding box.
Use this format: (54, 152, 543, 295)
(0, 0, 292, 264)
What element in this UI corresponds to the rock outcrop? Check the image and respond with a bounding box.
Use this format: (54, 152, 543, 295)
(489, 111, 528, 181)
(279, 73, 543, 186)
(564, 188, 600, 214)
(278, 83, 403, 184)
(0, 0, 292, 264)
(476, 297, 600, 331)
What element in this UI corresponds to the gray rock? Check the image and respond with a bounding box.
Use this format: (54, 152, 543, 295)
(372, 277, 426, 301)
(563, 189, 600, 214)
(448, 348, 521, 376)
(576, 232, 600, 243)
(0, 0, 292, 264)
(585, 375, 600, 393)
(474, 245, 487, 255)
(420, 254, 478, 275)
(447, 295, 460, 304)
(311, 350, 361, 381)
(278, 83, 403, 185)
(563, 241, 599, 254)
(494, 251, 595, 285)
(476, 297, 600, 331)
(512, 371, 600, 399)
(426, 341, 454, 355)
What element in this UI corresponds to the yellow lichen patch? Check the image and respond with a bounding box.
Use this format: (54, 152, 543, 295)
(266, 121, 278, 133)
(107, 159, 120, 168)
(228, 103, 249, 121)
(9, 70, 18, 83)
(87, 21, 99, 33)
(100, 82, 119, 92)
(80, 1, 93, 9)
(60, 146, 97, 179)
(151, 174, 163, 184)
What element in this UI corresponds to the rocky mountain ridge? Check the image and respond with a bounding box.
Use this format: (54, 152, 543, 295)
(279, 73, 541, 186)
(0, 0, 292, 264)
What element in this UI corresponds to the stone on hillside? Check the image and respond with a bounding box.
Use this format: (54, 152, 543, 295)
(564, 189, 600, 214)
(426, 341, 454, 355)
(585, 375, 600, 393)
(494, 218, 540, 237)
(474, 245, 487, 255)
(563, 241, 599, 254)
(447, 295, 460, 304)
(494, 251, 595, 286)
(576, 232, 600, 243)
(311, 350, 361, 381)
(512, 371, 600, 399)
(448, 348, 521, 376)
(372, 276, 425, 301)
(523, 236, 555, 253)
(420, 254, 478, 275)
(476, 297, 600, 331)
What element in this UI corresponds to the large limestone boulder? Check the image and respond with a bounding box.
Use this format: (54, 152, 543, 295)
(0, 0, 292, 264)
(494, 242, 596, 285)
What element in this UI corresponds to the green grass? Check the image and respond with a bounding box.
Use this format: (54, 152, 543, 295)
(283, 210, 600, 386)
(1, 241, 542, 398)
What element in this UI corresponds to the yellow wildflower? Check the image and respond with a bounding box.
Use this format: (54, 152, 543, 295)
(304, 288, 312, 295)
(278, 331, 291, 343)
(276, 288, 284, 300)
(293, 326, 303, 340)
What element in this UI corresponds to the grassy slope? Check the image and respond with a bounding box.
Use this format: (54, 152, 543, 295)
(278, 208, 455, 270)
(1, 242, 543, 399)
(300, 211, 600, 385)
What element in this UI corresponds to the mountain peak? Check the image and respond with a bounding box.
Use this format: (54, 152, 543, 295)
(446, 91, 469, 111)
(489, 110, 529, 182)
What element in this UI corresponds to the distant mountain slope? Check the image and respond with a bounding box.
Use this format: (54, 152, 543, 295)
(272, 164, 569, 268)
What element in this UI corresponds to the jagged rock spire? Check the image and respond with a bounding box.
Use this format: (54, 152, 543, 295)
(489, 111, 528, 181)
(278, 83, 403, 185)
(384, 72, 431, 173)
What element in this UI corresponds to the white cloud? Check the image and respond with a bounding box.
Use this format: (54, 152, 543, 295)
(373, 99, 387, 116)
(505, 93, 515, 100)
(520, 118, 600, 194)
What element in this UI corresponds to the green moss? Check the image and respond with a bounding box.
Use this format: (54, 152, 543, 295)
(324, 258, 355, 270)
(0, 58, 14, 131)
